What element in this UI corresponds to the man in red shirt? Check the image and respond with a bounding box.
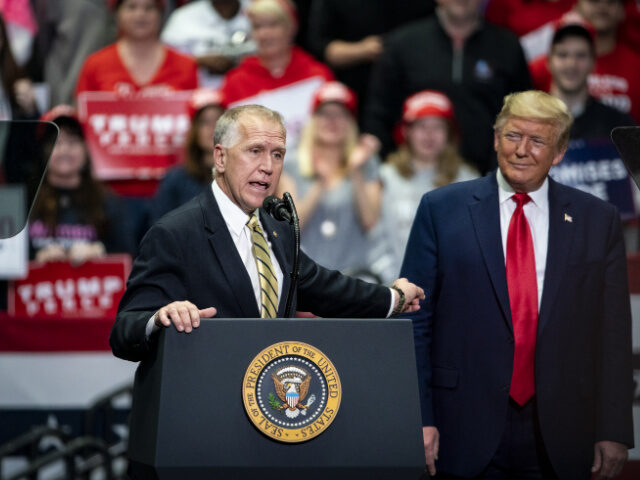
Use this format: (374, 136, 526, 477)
(529, 0, 640, 122)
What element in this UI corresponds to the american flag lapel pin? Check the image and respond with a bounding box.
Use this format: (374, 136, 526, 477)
(564, 213, 573, 223)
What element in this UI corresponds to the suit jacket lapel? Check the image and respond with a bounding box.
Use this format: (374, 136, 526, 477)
(260, 210, 292, 317)
(468, 174, 513, 331)
(538, 179, 575, 333)
(200, 190, 260, 318)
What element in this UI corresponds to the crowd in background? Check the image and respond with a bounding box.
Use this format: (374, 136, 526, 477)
(0, 0, 639, 295)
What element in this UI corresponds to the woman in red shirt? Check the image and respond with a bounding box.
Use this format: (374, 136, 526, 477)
(221, 0, 333, 148)
(74, 0, 198, 245)
(75, 0, 198, 97)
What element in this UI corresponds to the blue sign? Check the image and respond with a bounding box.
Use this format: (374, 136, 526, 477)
(550, 138, 636, 220)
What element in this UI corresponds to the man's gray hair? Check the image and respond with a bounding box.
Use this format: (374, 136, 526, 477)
(213, 104, 286, 148)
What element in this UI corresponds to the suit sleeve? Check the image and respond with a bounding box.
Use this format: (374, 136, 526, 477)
(596, 206, 634, 447)
(110, 222, 189, 362)
(399, 194, 439, 426)
(295, 250, 391, 318)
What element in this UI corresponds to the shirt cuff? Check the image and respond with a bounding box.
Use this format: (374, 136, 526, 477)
(145, 311, 161, 339)
(387, 288, 397, 318)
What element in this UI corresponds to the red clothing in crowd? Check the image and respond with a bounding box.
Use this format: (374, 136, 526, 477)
(221, 46, 334, 150)
(75, 43, 198, 97)
(221, 46, 333, 105)
(485, 0, 576, 37)
(75, 44, 198, 197)
(620, 0, 640, 52)
(529, 43, 640, 122)
(528, 56, 553, 91)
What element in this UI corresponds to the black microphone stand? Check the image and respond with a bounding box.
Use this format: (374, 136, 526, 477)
(282, 192, 299, 318)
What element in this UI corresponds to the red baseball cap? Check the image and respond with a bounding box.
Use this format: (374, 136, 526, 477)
(402, 90, 455, 124)
(551, 12, 596, 49)
(187, 88, 225, 119)
(39, 104, 84, 140)
(311, 82, 357, 117)
(40, 104, 78, 123)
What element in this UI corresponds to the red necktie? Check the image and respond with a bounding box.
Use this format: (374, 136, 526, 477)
(506, 193, 538, 406)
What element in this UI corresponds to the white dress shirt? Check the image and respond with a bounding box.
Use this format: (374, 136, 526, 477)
(213, 182, 396, 315)
(212, 180, 284, 309)
(146, 181, 396, 337)
(497, 170, 549, 309)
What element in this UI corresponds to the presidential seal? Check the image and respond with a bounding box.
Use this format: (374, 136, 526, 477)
(242, 341, 341, 443)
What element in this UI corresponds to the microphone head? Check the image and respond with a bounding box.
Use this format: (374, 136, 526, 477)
(262, 195, 291, 222)
(263, 195, 281, 211)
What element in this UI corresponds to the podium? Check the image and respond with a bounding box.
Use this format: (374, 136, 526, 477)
(127, 318, 425, 479)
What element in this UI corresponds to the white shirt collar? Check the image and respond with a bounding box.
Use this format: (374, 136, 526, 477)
(496, 169, 549, 213)
(212, 180, 257, 238)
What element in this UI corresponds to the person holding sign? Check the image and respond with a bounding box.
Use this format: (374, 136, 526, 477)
(75, 0, 200, 244)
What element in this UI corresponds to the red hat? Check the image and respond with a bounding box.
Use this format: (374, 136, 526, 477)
(188, 88, 225, 119)
(40, 104, 78, 123)
(402, 90, 455, 124)
(311, 82, 357, 116)
(39, 105, 84, 140)
(551, 12, 596, 48)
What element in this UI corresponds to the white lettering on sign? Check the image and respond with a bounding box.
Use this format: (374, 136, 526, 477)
(550, 158, 628, 184)
(16, 276, 124, 316)
(597, 95, 632, 115)
(87, 113, 189, 150)
(588, 74, 629, 92)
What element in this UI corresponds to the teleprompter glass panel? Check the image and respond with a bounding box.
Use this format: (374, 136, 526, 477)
(0, 121, 58, 239)
(612, 126, 640, 191)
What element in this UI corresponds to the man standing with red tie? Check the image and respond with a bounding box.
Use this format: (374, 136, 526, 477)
(401, 90, 633, 479)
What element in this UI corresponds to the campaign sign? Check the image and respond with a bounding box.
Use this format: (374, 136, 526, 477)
(8, 254, 132, 318)
(550, 138, 636, 220)
(229, 76, 325, 150)
(77, 91, 192, 181)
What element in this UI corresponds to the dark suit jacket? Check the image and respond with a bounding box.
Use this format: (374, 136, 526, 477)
(110, 188, 392, 362)
(400, 173, 634, 479)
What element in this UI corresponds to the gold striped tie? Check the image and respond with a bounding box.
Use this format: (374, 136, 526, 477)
(247, 214, 279, 318)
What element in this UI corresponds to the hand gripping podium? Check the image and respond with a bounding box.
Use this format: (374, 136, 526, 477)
(127, 318, 425, 479)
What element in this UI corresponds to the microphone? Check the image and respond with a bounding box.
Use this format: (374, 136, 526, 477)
(263, 195, 292, 222)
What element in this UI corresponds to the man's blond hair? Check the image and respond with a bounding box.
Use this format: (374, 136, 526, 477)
(494, 90, 573, 150)
(246, 0, 296, 29)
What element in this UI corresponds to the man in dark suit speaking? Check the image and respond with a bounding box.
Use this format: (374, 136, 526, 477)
(401, 91, 633, 479)
(110, 104, 424, 362)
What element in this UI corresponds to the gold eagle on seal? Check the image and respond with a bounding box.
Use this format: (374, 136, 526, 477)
(271, 366, 315, 418)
